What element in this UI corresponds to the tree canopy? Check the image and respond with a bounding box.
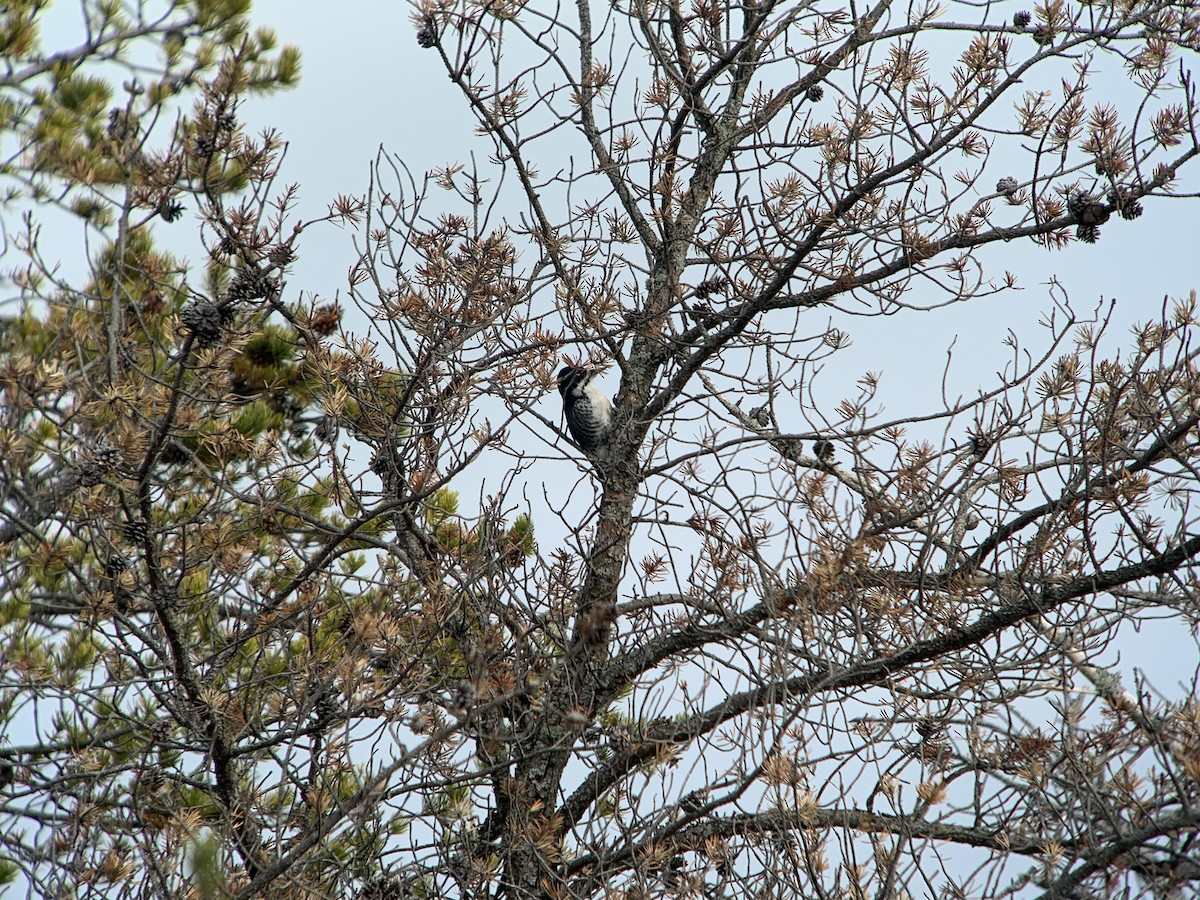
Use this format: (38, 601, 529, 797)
(1, 0, 1199, 898)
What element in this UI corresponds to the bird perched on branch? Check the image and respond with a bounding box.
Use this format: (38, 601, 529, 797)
(557, 366, 615, 464)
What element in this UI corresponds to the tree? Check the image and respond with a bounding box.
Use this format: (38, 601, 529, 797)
(2, 0, 1199, 896)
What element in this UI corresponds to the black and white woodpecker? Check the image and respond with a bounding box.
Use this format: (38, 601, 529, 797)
(557, 366, 615, 463)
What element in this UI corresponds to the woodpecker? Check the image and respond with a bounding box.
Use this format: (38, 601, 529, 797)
(557, 366, 615, 463)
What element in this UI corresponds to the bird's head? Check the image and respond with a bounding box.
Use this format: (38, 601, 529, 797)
(556, 365, 592, 396)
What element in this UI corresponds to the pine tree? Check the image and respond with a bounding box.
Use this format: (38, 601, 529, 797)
(3, 1, 1200, 898)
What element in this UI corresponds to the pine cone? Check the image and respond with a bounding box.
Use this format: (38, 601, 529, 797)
(157, 199, 184, 222)
(968, 431, 993, 456)
(227, 270, 278, 302)
(416, 17, 438, 47)
(91, 436, 121, 471)
(180, 299, 225, 347)
(268, 243, 296, 268)
(693, 276, 728, 299)
(1066, 191, 1110, 225)
(310, 303, 342, 336)
(124, 519, 149, 543)
(1066, 190, 1090, 220)
(104, 554, 128, 578)
(995, 176, 1019, 195)
(76, 460, 105, 487)
(1119, 199, 1143, 220)
(360, 875, 406, 900)
(1107, 187, 1144, 220)
(1013, 10, 1032, 26)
